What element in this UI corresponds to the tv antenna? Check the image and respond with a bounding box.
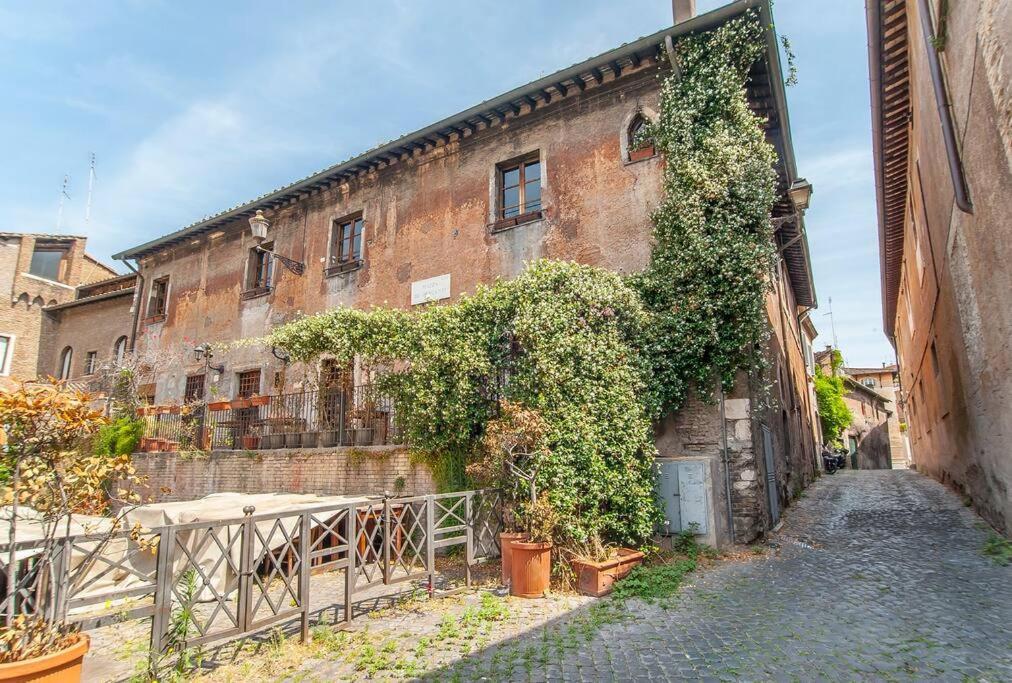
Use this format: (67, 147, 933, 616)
(85, 154, 96, 226)
(56, 175, 71, 231)
(823, 296, 839, 351)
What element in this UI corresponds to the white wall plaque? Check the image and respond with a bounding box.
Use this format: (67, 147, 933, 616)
(411, 274, 451, 305)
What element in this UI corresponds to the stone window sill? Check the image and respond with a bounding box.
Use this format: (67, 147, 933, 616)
(143, 313, 166, 325)
(325, 260, 363, 277)
(489, 210, 543, 234)
(240, 285, 272, 301)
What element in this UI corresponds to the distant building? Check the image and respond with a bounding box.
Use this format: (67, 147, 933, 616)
(0, 232, 120, 387)
(815, 348, 896, 470)
(867, 0, 1012, 531)
(845, 364, 908, 469)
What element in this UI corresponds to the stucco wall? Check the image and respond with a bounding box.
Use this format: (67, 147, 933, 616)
(893, 0, 1012, 532)
(131, 446, 435, 503)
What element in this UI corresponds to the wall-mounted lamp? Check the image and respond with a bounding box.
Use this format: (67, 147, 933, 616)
(248, 210, 305, 276)
(194, 343, 225, 375)
(788, 178, 813, 213)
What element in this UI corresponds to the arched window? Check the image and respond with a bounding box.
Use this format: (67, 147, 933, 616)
(58, 347, 73, 380)
(114, 336, 129, 364)
(627, 114, 654, 161)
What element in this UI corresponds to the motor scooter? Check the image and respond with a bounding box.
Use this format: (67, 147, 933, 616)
(821, 447, 838, 474)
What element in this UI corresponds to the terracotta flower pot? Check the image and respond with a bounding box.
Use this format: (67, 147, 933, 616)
(0, 633, 89, 682)
(153, 438, 168, 452)
(230, 398, 252, 410)
(207, 400, 231, 411)
(165, 440, 180, 452)
(249, 394, 271, 407)
(499, 532, 525, 585)
(629, 145, 655, 162)
(509, 541, 552, 598)
(570, 548, 645, 597)
(241, 435, 260, 450)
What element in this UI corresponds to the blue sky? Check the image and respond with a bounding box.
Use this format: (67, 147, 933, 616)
(0, 0, 893, 367)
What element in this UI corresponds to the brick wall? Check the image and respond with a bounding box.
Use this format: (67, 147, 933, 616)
(42, 290, 135, 380)
(131, 446, 435, 503)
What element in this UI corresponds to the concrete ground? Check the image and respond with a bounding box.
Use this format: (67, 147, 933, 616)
(436, 469, 1011, 681)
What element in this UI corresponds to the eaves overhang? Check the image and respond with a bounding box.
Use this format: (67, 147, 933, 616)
(113, 0, 813, 308)
(866, 0, 911, 340)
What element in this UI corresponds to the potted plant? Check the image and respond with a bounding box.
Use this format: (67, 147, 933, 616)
(207, 399, 231, 412)
(467, 401, 552, 590)
(230, 397, 252, 410)
(570, 546, 645, 597)
(241, 425, 260, 450)
(249, 393, 270, 408)
(0, 380, 145, 682)
(510, 495, 556, 598)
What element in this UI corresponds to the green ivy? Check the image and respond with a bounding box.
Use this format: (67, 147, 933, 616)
(632, 9, 778, 416)
(271, 261, 660, 547)
(813, 350, 852, 446)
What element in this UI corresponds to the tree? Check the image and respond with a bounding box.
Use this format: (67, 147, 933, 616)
(814, 349, 852, 446)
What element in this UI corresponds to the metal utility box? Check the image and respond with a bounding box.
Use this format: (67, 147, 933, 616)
(657, 460, 709, 534)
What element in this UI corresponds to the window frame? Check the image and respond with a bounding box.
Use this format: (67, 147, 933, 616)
(326, 215, 365, 276)
(0, 334, 14, 376)
(84, 350, 97, 376)
(147, 276, 169, 320)
(627, 114, 656, 161)
(184, 374, 206, 403)
(235, 369, 262, 399)
(492, 153, 542, 232)
(242, 242, 273, 299)
(28, 246, 69, 282)
(113, 336, 128, 364)
(58, 346, 73, 380)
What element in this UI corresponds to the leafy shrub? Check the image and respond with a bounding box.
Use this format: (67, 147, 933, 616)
(94, 416, 146, 457)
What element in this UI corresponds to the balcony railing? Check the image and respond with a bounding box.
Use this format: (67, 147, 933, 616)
(139, 385, 401, 452)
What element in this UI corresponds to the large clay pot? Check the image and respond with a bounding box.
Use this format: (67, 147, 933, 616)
(509, 541, 552, 598)
(0, 633, 89, 682)
(570, 548, 645, 597)
(499, 532, 524, 585)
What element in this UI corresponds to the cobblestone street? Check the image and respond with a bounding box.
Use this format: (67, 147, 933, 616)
(440, 470, 1011, 681)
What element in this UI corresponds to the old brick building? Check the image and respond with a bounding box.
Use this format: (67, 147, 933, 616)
(846, 364, 908, 468)
(0, 232, 119, 387)
(105, 0, 818, 545)
(868, 0, 1011, 531)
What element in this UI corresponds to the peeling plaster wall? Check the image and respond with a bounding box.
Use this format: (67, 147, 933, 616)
(893, 0, 1012, 533)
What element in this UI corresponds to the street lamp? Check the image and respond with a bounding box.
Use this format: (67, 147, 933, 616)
(247, 209, 305, 276)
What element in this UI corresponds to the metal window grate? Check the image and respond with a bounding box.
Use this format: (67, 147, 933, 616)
(184, 374, 206, 403)
(237, 369, 261, 398)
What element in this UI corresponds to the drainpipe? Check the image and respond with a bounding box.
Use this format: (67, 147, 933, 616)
(120, 258, 143, 353)
(718, 379, 735, 545)
(915, 0, 972, 213)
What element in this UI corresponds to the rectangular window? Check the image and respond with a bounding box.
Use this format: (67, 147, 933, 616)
(138, 383, 156, 405)
(0, 335, 11, 375)
(328, 216, 364, 274)
(29, 247, 66, 282)
(184, 374, 206, 403)
(498, 155, 541, 220)
(84, 351, 97, 375)
(236, 369, 262, 398)
(247, 244, 272, 290)
(148, 277, 169, 318)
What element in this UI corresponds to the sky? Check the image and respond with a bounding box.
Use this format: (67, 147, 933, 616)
(0, 0, 893, 367)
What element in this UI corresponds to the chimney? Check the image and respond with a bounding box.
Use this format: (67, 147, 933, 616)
(673, 0, 696, 24)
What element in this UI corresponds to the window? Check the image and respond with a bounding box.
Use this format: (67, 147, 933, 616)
(84, 351, 97, 375)
(0, 335, 12, 376)
(29, 247, 66, 282)
(245, 243, 272, 293)
(627, 114, 655, 160)
(184, 374, 206, 403)
(58, 347, 73, 380)
(148, 277, 169, 318)
(114, 336, 128, 364)
(236, 369, 262, 398)
(328, 216, 364, 274)
(137, 383, 155, 405)
(497, 155, 541, 221)
(862, 378, 876, 388)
